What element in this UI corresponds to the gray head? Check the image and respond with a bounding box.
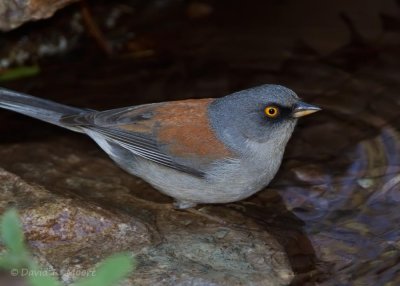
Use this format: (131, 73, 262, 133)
(208, 84, 320, 154)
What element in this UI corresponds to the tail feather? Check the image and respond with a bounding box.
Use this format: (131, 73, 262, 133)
(0, 87, 86, 131)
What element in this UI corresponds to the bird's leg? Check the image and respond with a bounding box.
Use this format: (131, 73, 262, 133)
(128, 197, 226, 224)
(173, 200, 227, 225)
(173, 200, 197, 209)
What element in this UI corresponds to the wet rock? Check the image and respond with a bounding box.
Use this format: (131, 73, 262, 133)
(0, 0, 78, 31)
(0, 138, 294, 286)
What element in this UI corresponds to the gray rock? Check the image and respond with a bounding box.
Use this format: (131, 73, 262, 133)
(0, 140, 293, 285)
(0, 0, 78, 31)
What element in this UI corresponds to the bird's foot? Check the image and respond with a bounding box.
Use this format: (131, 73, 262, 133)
(173, 200, 227, 225)
(173, 200, 197, 209)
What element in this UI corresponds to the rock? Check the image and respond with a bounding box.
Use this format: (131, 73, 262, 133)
(0, 167, 154, 284)
(131, 228, 293, 285)
(0, 0, 78, 31)
(0, 138, 294, 285)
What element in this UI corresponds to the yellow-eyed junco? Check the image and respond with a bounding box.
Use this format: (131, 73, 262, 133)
(0, 85, 320, 208)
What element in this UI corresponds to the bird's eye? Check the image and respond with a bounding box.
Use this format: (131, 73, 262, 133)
(264, 106, 279, 118)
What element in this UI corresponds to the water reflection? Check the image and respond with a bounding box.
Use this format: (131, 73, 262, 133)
(275, 109, 400, 284)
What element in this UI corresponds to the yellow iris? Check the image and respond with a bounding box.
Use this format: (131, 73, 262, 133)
(264, 106, 279, 118)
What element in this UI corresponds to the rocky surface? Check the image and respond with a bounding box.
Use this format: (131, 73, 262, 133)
(0, 0, 78, 31)
(0, 141, 295, 285)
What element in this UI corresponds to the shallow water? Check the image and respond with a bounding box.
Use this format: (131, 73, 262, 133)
(262, 56, 400, 283)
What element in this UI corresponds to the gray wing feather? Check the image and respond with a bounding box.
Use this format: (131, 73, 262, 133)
(61, 107, 206, 177)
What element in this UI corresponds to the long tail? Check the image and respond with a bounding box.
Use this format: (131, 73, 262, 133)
(0, 87, 87, 132)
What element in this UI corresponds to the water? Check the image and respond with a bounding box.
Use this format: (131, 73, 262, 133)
(269, 63, 400, 284)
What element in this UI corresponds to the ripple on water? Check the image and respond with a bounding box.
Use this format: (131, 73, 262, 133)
(277, 95, 400, 284)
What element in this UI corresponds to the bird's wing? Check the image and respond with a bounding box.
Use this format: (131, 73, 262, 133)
(60, 99, 236, 177)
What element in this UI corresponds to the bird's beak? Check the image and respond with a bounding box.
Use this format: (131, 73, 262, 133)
(292, 102, 321, 118)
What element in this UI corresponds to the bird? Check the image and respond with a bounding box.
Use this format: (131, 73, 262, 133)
(0, 84, 320, 209)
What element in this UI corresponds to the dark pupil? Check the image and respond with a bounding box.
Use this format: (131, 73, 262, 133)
(269, 108, 275, 115)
